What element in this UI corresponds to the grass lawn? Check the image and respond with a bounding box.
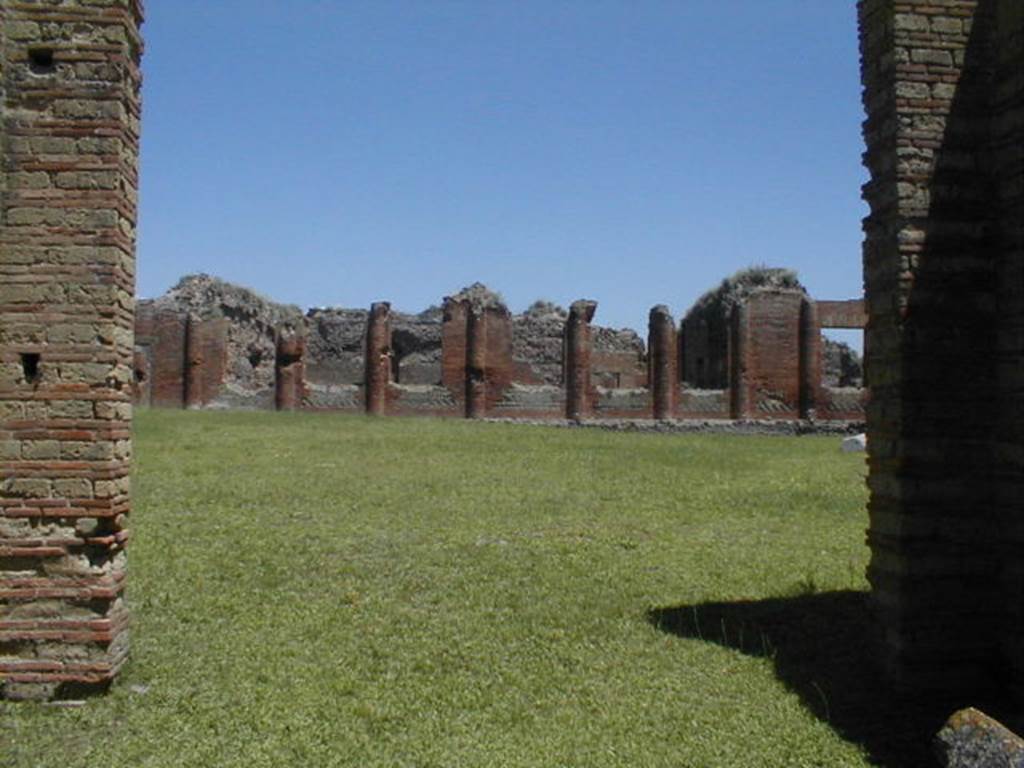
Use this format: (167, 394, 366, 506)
(2, 410, 896, 767)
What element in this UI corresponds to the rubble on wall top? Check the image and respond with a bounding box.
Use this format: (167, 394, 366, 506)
(522, 300, 568, 321)
(446, 282, 507, 312)
(684, 266, 806, 323)
(154, 273, 303, 328)
(147, 274, 646, 347)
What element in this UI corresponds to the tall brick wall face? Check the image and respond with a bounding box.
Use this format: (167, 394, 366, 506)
(0, 0, 142, 700)
(992, 0, 1024, 694)
(134, 303, 185, 408)
(859, 0, 1024, 696)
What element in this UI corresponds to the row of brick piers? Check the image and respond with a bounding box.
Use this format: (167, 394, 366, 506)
(267, 295, 841, 421)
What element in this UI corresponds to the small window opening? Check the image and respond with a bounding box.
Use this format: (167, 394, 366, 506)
(21, 353, 41, 384)
(28, 48, 55, 75)
(248, 348, 263, 369)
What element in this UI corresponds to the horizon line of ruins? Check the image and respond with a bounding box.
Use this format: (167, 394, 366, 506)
(132, 271, 866, 423)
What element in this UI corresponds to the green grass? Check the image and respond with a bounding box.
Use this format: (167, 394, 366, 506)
(1, 410, 876, 767)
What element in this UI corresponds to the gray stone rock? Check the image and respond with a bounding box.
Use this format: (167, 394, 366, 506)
(841, 433, 867, 452)
(936, 708, 1024, 768)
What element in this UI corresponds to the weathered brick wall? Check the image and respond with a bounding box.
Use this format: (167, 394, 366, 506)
(816, 299, 867, 329)
(859, 0, 1014, 695)
(134, 302, 185, 408)
(482, 306, 514, 414)
(133, 275, 866, 425)
(744, 290, 803, 418)
(304, 308, 367, 411)
(0, 0, 142, 700)
(391, 309, 441, 385)
(512, 302, 565, 385)
(681, 314, 728, 389)
(184, 315, 228, 409)
(591, 327, 646, 389)
(992, 0, 1024, 695)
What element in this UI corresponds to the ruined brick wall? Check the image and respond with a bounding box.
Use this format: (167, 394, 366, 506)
(134, 302, 185, 408)
(134, 274, 868, 425)
(137, 274, 301, 410)
(304, 308, 366, 410)
(737, 290, 803, 418)
(858, 0, 1022, 696)
(512, 301, 565, 385)
(591, 327, 646, 389)
(817, 299, 867, 329)
(0, 0, 142, 700)
(992, 0, 1024, 695)
(391, 308, 442, 385)
(681, 314, 728, 388)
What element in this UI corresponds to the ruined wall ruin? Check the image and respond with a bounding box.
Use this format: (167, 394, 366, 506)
(133, 273, 864, 425)
(859, 0, 1024, 697)
(682, 270, 866, 422)
(1, 0, 1018, 713)
(0, 0, 142, 700)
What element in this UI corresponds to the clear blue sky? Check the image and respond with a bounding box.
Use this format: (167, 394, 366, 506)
(138, 1, 866, 339)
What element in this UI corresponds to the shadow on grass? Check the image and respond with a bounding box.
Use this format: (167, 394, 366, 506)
(648, 590, 952, 767)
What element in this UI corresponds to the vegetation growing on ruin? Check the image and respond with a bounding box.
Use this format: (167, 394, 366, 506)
(684, 265, 805, 324)
(1, 412, 897, 767)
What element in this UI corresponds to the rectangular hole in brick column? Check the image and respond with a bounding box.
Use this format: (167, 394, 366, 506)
(27, 48, 55, 74)
(20, 353, 40, 385)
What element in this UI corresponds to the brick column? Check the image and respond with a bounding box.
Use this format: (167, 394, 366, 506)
(728, 303, 750, 419)
(798, 298, 821, 420)
(465, 306, 488, 419)
(859, 0, 1002, 694)
(0, 0, 143, 700)
(648, 305, 678, 420)
(275, 329, 305, 412)
(565, 300, 597, 421)
(365, 302, 391, 416)
(184, 315, 204, 409)
(362, 303, 389, 417)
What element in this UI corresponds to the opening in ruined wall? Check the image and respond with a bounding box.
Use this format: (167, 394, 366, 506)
(20, 353, 40, 385)
(821, 329, 864, 388)
(27, 48, 55, 75)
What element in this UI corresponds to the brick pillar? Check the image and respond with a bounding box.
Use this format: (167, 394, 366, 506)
(275, 329, 305, 412)
(465, 305, 488, 419)
(859, 0, 1003, 694)
(365, 302, 391, 416)
(648, 305, 678, 420)
(565, 300, 597, 420)
(798, 298, 821, 420)
(0, 0, 143, 700)
(728, 303, 750, 419)
(184, 315, 204, 409)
